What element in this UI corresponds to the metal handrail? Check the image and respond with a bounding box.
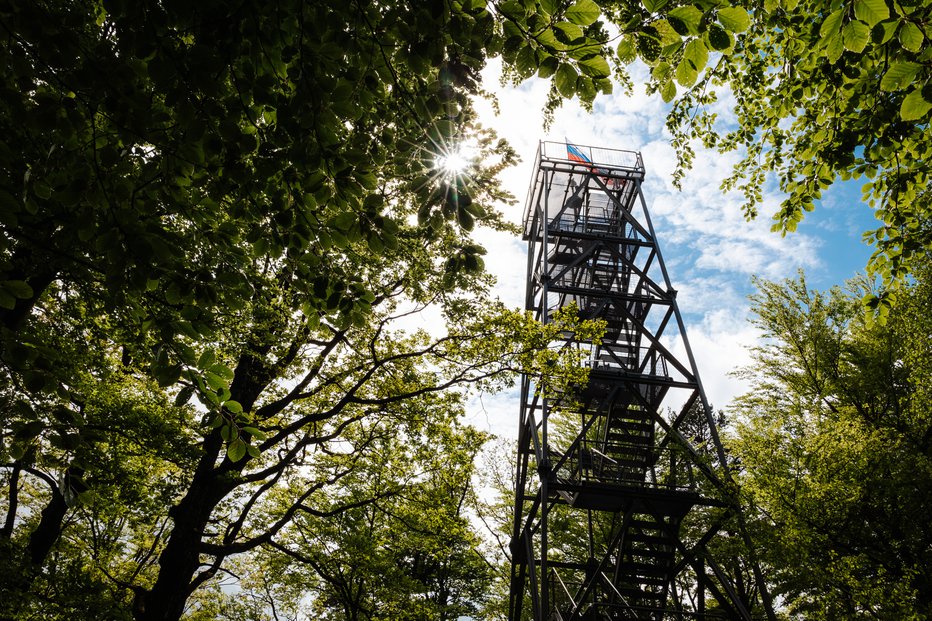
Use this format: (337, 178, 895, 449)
(540, 141, 645, 173)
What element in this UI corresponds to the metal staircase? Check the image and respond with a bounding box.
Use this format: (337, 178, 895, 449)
(508, 142, 775, 621)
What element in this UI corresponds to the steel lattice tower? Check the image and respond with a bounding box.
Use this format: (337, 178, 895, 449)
(508, 142, 774, 621)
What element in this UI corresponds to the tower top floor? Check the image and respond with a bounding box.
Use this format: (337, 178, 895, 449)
(522, 141, 647, 240)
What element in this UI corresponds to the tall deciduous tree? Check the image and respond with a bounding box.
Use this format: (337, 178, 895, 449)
(0, 1, 602, 619)
(729, 270, 932, 618)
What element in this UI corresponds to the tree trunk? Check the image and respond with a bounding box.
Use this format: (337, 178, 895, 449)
(134, 335, 280, 620)
(25, 483, 67, 568)
(134, 432, 231, 621)
(0, 462, 20, 539)
(0, 466, 84, 621)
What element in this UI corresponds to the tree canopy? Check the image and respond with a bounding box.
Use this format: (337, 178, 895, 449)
(0, 0, 585, 618)
(729, 267, 932, 618)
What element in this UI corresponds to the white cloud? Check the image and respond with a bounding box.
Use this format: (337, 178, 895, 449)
(675, 307, 762, 409)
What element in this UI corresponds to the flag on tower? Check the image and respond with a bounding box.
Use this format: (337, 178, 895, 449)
(566, 141, 592, 164)
(566, 140, 624, 189)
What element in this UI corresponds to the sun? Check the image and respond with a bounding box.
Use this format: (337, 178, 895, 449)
(434, 143, 477, 179)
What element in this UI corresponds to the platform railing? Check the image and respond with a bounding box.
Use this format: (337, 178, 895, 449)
(540, 141, 645, 173)
(523, 141, 644, 237)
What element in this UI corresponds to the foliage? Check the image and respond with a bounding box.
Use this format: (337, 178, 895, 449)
(0, 0, 606, 619)
(263, 420, 493, 621)
(594, 0, 932, 295)
(729, 270, 932, 618)
(0, 290, 192, 619)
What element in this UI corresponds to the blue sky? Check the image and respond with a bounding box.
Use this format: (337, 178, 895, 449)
(464, 59, 879, 437)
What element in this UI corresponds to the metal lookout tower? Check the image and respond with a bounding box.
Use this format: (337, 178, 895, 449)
(508, 142, 774, 620)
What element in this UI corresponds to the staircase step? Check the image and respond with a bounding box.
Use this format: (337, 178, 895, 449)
(600, 451, 651, 466)
(625, 533, 674, 546)
(616, 572, 668, 586)
(599, 457, 650, 469)
(606, 421, 653, 433)
(605, 429, 654, 441)
(625, 548, 675, 566)
(629, 519, 674, 532)
(615, 587, 665, 601)
(602, 442, 652, 454)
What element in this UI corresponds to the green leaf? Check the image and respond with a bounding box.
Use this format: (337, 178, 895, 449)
(456, 207, 474, 230)
(555, 63, 578, 97)
(23, 370, 47, 392)
(242, 426, 268, 440)
(197, 349, 216, 369)
(651, 61, 672, 82)
(854, 0, 889, 27)
(165, 282, 182, 305)
(3, 280, 33, 299)
(825, 33, 845, 62)
(9, 442, 25, 460)
(661, 79, 677, 102)
(653, 19, 682, 48)
(565, 0, 600, 25)
(880, 61, 920, 91)
(34, 181, 51, 199)
(843, 20, 870, 52)
(540, 0, 560, 15)
(224, 399, 243, 414)
(675, 58, 698, 87)
(900, 87, 932, 120)
(872, 20, 897, 44)
(554, 21, 584, 43)
(668, 6, 703, 35)
(538, 55, 559, 78)
(331, 211, 355, 232)
(637, 34, 662, 63)
(579, 54, 611, 77)
(209, 362, 235, 380)
(220, 423, 235, 442)
(174, 385, 195, 407)
(499, 0, 525, 18)
(641, 0, 669, 12)
(683, 39, 709, 72)
(708, 24, 731, 50)
(205, 371, 226, 391)
(515, 45, 536, 75)
(717, 7, 750, 33)
(667, 16, 688, 37)
(156, 364, 183, 388)
(898, 21, 923, 53)
(820, 9, 844, 38)
(227, 437, 247, 462)
(617, 38, 637, 62)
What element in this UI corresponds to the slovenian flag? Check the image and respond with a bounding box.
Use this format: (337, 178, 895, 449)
(566, 141, 591, 164)
(566, 139, 624, 190)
